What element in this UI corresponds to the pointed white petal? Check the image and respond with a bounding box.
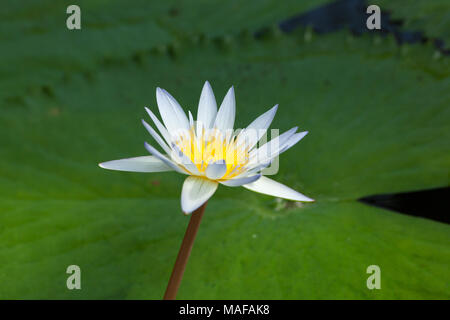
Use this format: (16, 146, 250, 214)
(162, 89, 190, 129)
(205, 160, 227, 180)
(237, 104, 278, 149)
(280, 127, 298, 142)
(188, 110, 194, 128)
(145, 107, 172, 145)
(214, 86, 235, 131)
(255, 131, 308, 164)
(156, 88, 189, 132)
(248, 127, 298, 165)
(99, 156, 173, 173)
(279, 131, 308, 155)
(181, 176, 218, 214)
(197, 81, 217, 129)
(144, 142, 187, 174)
(220, 174, 261, 187)
(245, 161, 271, 175)
(247, 105, 278, 130)
(243, 176, 314, 202)
(142, 119, 172, 155)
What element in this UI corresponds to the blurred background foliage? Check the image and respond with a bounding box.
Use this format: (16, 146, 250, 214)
(377, 0, 450, 49)
(0, 0, 449, 299)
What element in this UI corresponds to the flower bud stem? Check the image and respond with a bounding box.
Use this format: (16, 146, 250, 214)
(163, 202, 208, 300)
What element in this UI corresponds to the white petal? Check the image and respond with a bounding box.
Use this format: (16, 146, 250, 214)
(251, 128, 305, 166)
(181, 176, 218, 214)
(197, 81, 217, 130)
(237, 104, 278, 149)
(99, 156, 173, 173)
(142, 119, 172, 155)
(156, 88, 189, 132)
(245, 161, 271, 175)
(145, 107, 172, 145)
(279, 131, 308, 155)
(188, 110, 194, 128)
(220, 174, 261, 187)
(247, 105, 278, 130)
(205, 160, 227, 180)
(243, 176, 314, 202)
(144, 142, 187, 174)
(262, 131, 308, 162)
(162, 89, 191, 129)
(248, 127, 298, 165)
(214, 86, 235, 131)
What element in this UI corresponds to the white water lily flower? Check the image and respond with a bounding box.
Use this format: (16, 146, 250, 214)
(99, 81, 314, 214)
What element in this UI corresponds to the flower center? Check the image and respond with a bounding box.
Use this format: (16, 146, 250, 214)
(173, 126, 249, 180)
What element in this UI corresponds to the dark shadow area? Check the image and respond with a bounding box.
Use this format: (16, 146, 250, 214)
(359, 187, 450, 224)
(256, 0, 448, 55)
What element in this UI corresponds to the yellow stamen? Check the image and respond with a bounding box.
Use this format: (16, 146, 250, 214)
(173, 126, 249, 180)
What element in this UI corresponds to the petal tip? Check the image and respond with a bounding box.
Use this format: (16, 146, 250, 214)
(180, 201, 197, 215)
(144, 107, 154, 118)
(144, 141, 152, 152)
(268, 104, 278, 117)
(296, 194, 314, 202)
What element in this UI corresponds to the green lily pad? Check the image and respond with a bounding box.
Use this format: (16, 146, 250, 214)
(0, 9, 449, 299)
(378, 0, 450, 48)
(0, 0, 329, 100)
